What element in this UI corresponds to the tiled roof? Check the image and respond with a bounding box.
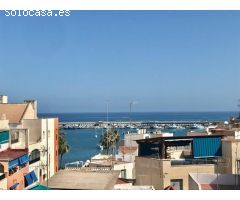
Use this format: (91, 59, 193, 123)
(0, 104, 28, 123)
(0, 149, 28, 161)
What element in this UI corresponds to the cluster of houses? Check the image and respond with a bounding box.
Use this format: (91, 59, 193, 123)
(0, 95, 58, 190)
(73, 117, 240, 190)
(1, 94, 240, 190)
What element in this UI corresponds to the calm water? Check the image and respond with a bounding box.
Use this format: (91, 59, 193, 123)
(61, 128, 127, 166)
(39, 112, 238, 166)
(61, 127, 188, 166)
(39, 111, 238, 122)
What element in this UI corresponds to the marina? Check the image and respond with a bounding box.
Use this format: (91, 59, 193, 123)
(59, 120, 217, 130)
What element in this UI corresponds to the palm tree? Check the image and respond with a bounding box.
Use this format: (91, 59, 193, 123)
(58, 130, 70, 169)
(100, 128, 120, 155)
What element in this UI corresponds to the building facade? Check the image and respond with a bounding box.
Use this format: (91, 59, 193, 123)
(135, 135, 223, 190)
(0, 95, 59, 190)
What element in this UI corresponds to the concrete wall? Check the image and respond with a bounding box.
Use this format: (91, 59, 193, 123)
(23, 118, 58, 181)
(221, 139, 240, 174)
(28, 142, 42, 182)
(47, 118, 56, 178)
(162, 160, 215, 190)
(0, 143, 9, 152)
(54, 118, 59, 173)
(7, 165, 29, 190)
(135, 157, 216, 190)
(135, 157, 164, 190)
(221, 140, 233, 174)
(116, 152, 138, 162)
(0, 96, 8, 104)
(40, 118, 57, 179)
(22, 119, 42, 145)
(10, 129, 29, 149)
(0, 177, 7, 190)
(21, 103, 37, 121)
(188, 174, 201, 190)
(113, 162, 135, 179)
(0, 119, 9, 130)
(124, 134, 146, 147)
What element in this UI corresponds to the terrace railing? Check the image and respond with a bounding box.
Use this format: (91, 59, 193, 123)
(171, 158, 217, 166)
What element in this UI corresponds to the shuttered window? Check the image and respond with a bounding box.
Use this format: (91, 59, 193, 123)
(0, 131, 9, 144)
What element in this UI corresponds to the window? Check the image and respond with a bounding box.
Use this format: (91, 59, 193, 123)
(0, 164, 4, 173)
(120, 169, 127, 179)
(170, 179, 183, 190)
(11, 131, 19, 144)
(29, 149, 40, 164)
(237, 160, 240, 174)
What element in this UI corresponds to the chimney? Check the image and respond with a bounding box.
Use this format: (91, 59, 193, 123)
(24, 100, 37, 118)
(0, 95, 8, 104)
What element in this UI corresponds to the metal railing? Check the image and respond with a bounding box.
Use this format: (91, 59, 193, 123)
(171, 158, 216, 166)
(65, 166, 112, 171)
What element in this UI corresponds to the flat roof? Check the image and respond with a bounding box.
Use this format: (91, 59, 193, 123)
(136, 134, 224, 144)
(0, 149, 28, 161)
(43, 170, 120, 190)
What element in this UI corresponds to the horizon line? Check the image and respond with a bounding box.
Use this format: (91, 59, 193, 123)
(38, 110, 239, 114)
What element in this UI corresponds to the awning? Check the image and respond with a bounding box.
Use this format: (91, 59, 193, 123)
(30, 184, 50, 190)
(10, 183, 19, 190)
(8, 159, 19, 171)
(25, 173, 33, 186)
(24, 171, 38, 187)
(30, 171, 38, 182)
(19, 154, 29, 165)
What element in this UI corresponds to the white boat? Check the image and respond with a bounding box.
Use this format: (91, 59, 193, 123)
(97, 144, 103, 151)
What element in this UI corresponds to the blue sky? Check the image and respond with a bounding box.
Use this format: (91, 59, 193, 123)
(0, 11, 240, 113)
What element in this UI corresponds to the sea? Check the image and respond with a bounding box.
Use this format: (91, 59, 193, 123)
(39, 112, 238, 166)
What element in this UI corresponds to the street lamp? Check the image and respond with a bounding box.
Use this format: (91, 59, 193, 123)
(238, 99, 240, 118)
(129, 101, 138, 128)
(129, 101, 138, 164)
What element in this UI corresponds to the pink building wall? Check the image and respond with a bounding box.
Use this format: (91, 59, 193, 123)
(7, 164, 29, 190)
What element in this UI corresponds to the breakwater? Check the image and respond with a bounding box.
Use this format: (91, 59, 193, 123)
(59, 120, 219, 130)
